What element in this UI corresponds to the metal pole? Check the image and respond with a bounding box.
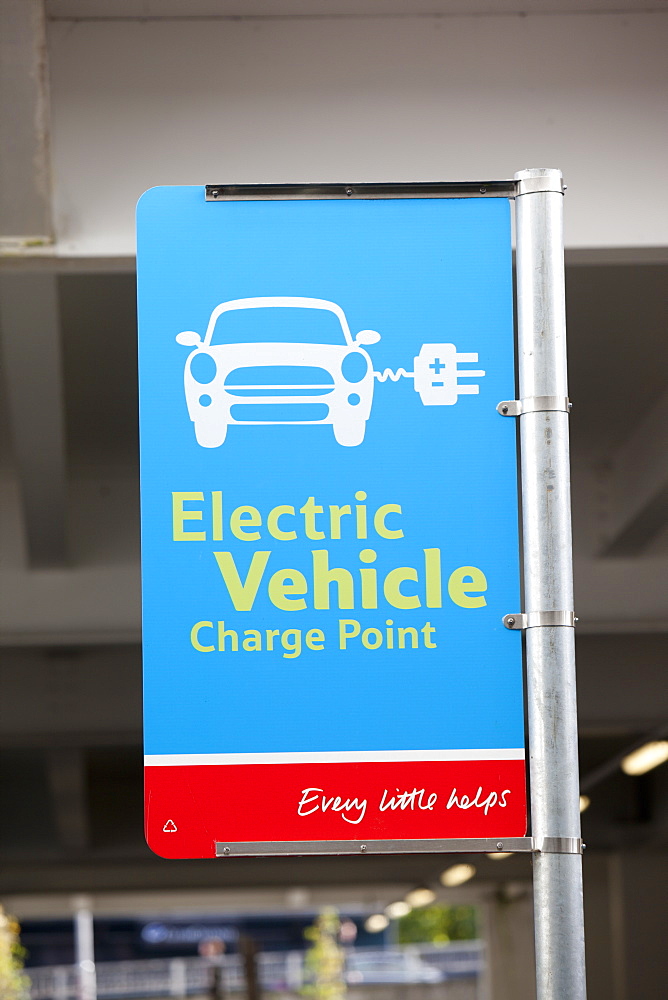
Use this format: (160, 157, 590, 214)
(169, 957, 187, 999)
(239, 935, 262, 1000)
(514, 167, 586, 1000)
(72, 894, 97, 1000)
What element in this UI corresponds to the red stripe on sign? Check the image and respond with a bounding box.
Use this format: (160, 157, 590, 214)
(145, 759, 526, 858)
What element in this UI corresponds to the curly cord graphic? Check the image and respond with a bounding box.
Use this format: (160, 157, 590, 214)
(373, 368, 414, 382)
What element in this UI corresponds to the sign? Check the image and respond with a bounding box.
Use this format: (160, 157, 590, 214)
(137, 187, 526, 858)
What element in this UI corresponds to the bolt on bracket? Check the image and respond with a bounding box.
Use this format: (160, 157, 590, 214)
(503, 611, 577, 630)
(497, 396, 571, 416)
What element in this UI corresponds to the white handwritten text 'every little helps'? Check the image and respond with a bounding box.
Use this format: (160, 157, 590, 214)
(297, 786, 512, 824)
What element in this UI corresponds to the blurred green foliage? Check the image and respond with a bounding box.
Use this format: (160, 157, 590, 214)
(397, 904, 477, 944)
(301, 908, 347, 999)
(0, 906, 29, 1000)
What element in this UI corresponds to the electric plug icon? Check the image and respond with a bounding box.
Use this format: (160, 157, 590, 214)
(412, 343, 485, 406)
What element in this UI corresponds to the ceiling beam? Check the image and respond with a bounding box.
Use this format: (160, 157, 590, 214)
(599, 387, 668, 556)
(0, 0, 52, 246)
(0, 273, 68, 566)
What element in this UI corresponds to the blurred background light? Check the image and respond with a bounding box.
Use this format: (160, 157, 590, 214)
(621, 741, 668, 776)
(364, 914, 389, 933)
(404, 887, 436, 908)
(440, 864, 476, 888)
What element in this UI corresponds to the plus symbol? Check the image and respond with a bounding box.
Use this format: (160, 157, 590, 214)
(429, 357, 445, 375)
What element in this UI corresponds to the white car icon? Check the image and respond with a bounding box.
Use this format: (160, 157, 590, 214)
(176, 297, 381, 447)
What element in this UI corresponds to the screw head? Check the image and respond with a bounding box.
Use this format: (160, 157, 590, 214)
(222, 846, 230, 855)
(345, 188, 353, 197)
(360, 844, 367, 852)
(480, 186, 487, 194)
(497, 842, 503, 850)
(502, 405, 509, 414)
(506, 617, 515, 627)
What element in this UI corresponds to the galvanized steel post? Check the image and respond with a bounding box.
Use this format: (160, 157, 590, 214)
(72, 893, 97, 1000)
(514, 168, 587, 1000)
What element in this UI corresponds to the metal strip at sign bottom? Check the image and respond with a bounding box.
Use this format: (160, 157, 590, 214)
(216, 837, 534, 857)
(215, 836, 584, 857)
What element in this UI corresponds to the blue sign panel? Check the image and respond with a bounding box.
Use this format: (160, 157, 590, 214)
(137, 188, 525, 857)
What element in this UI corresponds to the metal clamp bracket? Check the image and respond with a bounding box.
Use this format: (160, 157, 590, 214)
(497, 396, 571, 417)
(534, 837, 584, 855)
(516, 175, 566, 196)
(503, 611, 577, 630)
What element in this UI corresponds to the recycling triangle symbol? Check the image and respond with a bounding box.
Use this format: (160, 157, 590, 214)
(162, 819, 178, 833)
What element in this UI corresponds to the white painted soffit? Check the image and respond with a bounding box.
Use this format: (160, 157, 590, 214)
(43, 12, 668, 256)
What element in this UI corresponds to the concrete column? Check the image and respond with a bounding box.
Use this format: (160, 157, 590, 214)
(481, 886, 536, 1000)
